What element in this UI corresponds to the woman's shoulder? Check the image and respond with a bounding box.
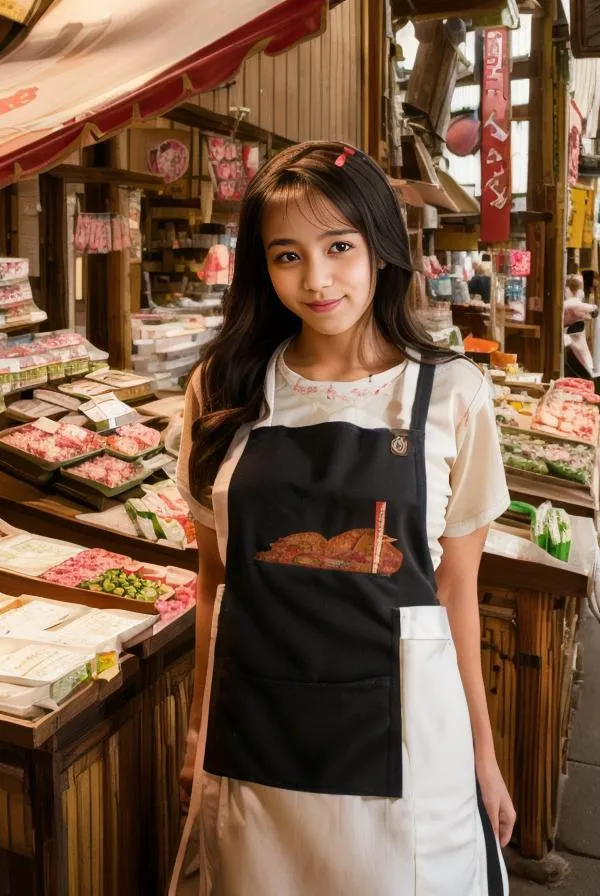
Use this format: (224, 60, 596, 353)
(184, 365, 203, 412)
(429, 356, 488, 422)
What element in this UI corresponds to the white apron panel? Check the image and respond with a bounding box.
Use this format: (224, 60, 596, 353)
(191, 605, 508, 896)
(401, 605, 488, 895)
(198, 752, 415, 896)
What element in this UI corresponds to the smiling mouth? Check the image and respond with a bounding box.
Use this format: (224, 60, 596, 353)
(306, 298, 343, 313)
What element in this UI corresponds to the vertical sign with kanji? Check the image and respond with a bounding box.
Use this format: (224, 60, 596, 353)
(480, 28, 512, 243)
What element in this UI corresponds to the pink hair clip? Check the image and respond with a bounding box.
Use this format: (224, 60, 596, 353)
(334, 146, 356, 167)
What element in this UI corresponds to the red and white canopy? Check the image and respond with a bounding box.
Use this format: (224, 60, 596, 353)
(0, 0, 329, 187)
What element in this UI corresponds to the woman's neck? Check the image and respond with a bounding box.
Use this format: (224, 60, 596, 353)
(285, 325, 404, 382)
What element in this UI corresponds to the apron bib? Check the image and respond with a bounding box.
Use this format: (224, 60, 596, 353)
(204, 364, 435, 798)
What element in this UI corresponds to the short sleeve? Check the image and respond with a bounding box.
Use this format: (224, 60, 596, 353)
(176, 368, 216, 529)
(443, 380, 510, 538)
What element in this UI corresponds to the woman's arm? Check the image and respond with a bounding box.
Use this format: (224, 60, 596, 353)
(180, 521, 225, 797)
(437, 526, 516, 847)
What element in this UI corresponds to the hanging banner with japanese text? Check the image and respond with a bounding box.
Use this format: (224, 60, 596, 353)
(480, 28, 512, 243)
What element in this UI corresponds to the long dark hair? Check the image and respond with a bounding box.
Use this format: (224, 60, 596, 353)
(189, 140, 454, 501)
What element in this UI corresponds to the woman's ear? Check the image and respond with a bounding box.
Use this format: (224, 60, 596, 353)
(377, 259, 387, 270)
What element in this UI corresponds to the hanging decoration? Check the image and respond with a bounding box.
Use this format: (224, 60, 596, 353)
(206, 136, 260, 201)
(73, 214, 132, 255)
(568, 101, 583, 187)
(148, 139, 190, 184)
(480, 28, 512, 243)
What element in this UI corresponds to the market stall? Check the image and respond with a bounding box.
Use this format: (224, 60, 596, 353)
(480, 514, 596, 859)
(477, 361, 600, 859)
(0, 520, 196, 896)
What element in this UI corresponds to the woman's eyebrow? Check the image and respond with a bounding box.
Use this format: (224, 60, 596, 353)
(266, 229, 358, 251)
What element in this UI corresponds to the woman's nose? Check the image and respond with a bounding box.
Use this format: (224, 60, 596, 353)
(302, 258, 333, 292)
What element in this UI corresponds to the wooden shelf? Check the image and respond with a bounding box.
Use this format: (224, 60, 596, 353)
(148, 246, 209, 253)
(0, 319, 44, 335)
(49, 165, 164, 188)
(505, 323, 541, 338)
(147, 197, 202, 208)
(150, 209, 197, 220)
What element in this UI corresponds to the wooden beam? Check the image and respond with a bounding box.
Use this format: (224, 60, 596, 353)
(366, 0, 385, 160)
(513, 103, 532, 121)
(163, 103, 293, 150)
(38, 174, 68, 331)
(107, 137, 131, 370)
(49, 166, 164, 188)
(85, 182, 109, 356)
(457, 56, 540, 88)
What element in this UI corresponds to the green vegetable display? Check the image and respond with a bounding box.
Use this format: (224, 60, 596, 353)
(499, 429, 594, 486)
(546, 460, 589, 485)
(502, 452, 549, 475)
(78, 568, 170, 602)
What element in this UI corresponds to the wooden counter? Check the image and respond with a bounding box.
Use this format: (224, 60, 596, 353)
(479, 517, 596, 859)
(0, 607, 195, 896)
(0, 470, 197, 571)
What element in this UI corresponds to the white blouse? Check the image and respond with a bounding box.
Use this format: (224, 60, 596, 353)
(177, 346, 510, 571)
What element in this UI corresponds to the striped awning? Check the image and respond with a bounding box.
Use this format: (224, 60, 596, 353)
(0, 0, 329, 187)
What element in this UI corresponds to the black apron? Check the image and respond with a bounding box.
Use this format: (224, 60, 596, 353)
(203, 363, 438, 798)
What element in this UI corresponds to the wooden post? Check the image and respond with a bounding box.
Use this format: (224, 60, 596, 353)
(108, 136, 132, 370)
(38, 174, 69, 331)
(361, 0, 385, 160)
(538, 1, 569, 380)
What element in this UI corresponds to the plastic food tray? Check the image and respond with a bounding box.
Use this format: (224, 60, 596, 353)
(0, 636, 92, 688)
(105, 441, 163, 462)
(0, 424, 105, 472)
(61, 460, 151, 497)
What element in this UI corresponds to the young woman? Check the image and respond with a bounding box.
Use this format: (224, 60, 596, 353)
(171, 141, 515, 896)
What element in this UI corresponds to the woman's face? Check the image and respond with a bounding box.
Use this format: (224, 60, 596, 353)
(261, 193, 374, 338)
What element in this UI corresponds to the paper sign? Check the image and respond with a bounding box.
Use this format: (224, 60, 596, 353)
(80, 393, 130, 424)
(480, 29, 512, 243)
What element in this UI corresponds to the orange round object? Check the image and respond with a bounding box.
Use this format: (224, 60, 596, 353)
(491, 350, 518, 369)
(463, 336, 500, 355)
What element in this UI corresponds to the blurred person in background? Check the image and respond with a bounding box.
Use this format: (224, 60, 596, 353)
(563, 273, 597, 380)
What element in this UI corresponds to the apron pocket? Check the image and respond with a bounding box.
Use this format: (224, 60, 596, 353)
(204, 660, 400, 797)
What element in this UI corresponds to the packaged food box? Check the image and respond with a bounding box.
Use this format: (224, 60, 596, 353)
(0, 637, 92, 688)
(58, 379, 112, 400)
(34, 388, 81, 411)
(0, 258, 29, 284)
(6, 398, 68, 422)
(80, 393, 140, 432)
(84, 369, 154, 402)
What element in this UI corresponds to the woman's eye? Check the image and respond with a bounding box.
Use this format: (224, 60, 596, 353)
(274, 251, 299, 264)
(330, 241, 352, 254)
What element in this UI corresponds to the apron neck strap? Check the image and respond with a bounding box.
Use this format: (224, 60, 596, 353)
(410, 362, 435, 432)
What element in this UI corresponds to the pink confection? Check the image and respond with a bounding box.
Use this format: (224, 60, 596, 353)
(41, 548, 134, 587)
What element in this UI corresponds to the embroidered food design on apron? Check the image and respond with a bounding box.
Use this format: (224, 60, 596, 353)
(255, 502, 404, 575)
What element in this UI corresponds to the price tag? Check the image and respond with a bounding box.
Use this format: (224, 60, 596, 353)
(32, 417, 60, 434)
